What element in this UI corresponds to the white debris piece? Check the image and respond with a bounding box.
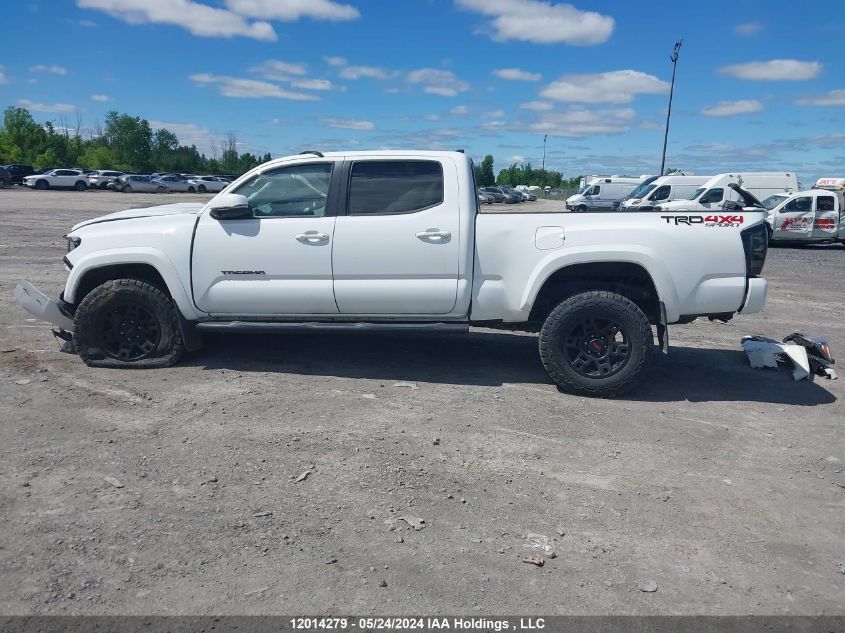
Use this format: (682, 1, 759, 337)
(741, 336, 811, 381)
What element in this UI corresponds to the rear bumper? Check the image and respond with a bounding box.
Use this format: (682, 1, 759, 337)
(739, 277, 768, 315)
(14, 281, 75, 330)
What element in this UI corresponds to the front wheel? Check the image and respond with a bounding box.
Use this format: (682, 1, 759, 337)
(156, 186, 166, 193)
(197, 184, 206, 193)
(539, 291, 653, 397)
(35, 179, 49, 190)
(73, 279, 185, 368)
(575, 205, 587, 213)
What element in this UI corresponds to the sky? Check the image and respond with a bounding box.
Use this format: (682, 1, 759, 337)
(1, 0, 844, 185)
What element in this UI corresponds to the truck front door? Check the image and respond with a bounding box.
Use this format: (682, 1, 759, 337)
(772, 195, 814, 240)
(331, 158, 461, 315)
(191, 160, 341, 316)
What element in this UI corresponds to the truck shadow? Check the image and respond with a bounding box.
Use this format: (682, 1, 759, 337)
(190, 331, 836, 406)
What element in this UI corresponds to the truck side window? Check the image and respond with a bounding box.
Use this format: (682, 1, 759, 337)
(348, 160, 444, 215)
(234, 163, 333, 218)
(784, 197, 811, 212)
(700, 188, 723, 203)
(651, 185, 671, 201)
(817, 196, 835, 211)
(588, 185, 600, 196)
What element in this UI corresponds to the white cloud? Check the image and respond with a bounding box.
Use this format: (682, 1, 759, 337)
(493, 67, 541, 81)
(250, 59, 308, 80)
(797, 89, 845, 106)
(90, 94, 110, 102)
(0, 68, 7, 85)
(520, 100, 553, 111)
(339, 65, 396, 80)
(29, 64, 67, 75)
(719, 59, 821, 81)
(450, 105, 469, 115)
(407, 68, 469, 97)
(190, 73, 319, 100)
(76, 0, 277, 41)
(700, 99, 763, 117)
(734, 22, 763, 36)
(508, 155, 526, 164)
(17, 99, 76, 112)
(321, 117, 374, 130)
(485, 109, 505, 118)
(423, 114, 440, 121)
(291, 78, 336, 91)
(540, 70, 668, 104)
(456, 0, 613, 45)
(224, 0, 359, 21)
(323, 56, 347, 67)
(518, 107, 636, 137)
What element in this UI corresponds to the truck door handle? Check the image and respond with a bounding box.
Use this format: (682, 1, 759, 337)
(415, 229, 451, 241)
(296, 231, 329, 243)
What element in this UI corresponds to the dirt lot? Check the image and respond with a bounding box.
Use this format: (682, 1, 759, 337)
(1, 188, 843, 615)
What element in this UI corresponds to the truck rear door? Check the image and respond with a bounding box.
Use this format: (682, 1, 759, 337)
(811, 193, 839, 239)
(331, 158, 461, 314)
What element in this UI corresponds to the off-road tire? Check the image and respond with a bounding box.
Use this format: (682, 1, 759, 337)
(539, 290, 653, 398)
(73, 279, 184, 369)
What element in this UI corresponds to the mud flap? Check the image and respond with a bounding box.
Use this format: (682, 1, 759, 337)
(178, 313, 204, 352)
(655, 302, 669, 354)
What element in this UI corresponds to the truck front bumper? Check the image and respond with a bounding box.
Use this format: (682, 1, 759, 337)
(739, 277, 768, 315)
(15, 281, 75, 331)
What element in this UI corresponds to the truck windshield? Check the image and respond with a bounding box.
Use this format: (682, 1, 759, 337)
(630, 184, 655, 199)
(762, 194, 789, 210)
(688, 187, 705, 200)
(578, 185, 591, 195)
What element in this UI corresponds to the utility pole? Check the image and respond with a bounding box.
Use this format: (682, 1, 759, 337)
(541, 134, 547, 186)
(660, 40, 682, 176)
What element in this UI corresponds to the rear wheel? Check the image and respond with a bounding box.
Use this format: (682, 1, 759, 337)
(539, 290, 653, 397)
(122, 184, 132, 193)
(197, 184, 207, 193)
(74, 180, 88, 191)
(156, 186, 166, 193)
(187, 186, 196, 193)
(73, 279, 185, 369)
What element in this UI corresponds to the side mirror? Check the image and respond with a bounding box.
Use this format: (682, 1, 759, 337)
(208, 193, 251, 220)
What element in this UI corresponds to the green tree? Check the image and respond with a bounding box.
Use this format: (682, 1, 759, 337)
(477, 154, 495, 186)
(104, 111, 153, 171)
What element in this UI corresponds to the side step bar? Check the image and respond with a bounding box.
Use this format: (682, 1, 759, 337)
(195, 321, 470, 334)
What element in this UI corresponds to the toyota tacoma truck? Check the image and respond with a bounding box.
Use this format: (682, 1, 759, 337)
(15, 150, 769, 397)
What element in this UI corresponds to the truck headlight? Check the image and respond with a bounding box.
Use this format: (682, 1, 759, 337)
(64, 235, 81, 252)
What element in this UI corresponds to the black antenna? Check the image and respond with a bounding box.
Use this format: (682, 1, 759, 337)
(299, 150, 325, 158)
(660, 40, 682, 176)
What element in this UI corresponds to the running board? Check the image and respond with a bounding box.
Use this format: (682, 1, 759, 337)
(195, 321, 470, 334)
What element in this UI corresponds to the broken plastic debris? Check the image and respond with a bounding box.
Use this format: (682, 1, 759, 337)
(741, 333, 836, 381)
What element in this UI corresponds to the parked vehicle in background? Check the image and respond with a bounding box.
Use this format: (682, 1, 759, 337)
(767, 178, 845, 245)
(480, 187, 507, 203)
(656, 173, 798, 214)
(491, 186, 523, 203)
(154, 174, 196, 193)
(114, 174, 167, 193)
(612, 176, 660, 210)
(188, 176, 228, 193)
(0, 165, 10, 188)
(567, 176, 644, 212)
(619, 175, 710, 211)
(3, 164, 35, 184)
(506, 186, 536, 201)
(88, 170, 125, 189)
(477, 189, 494, 205)
(22, 169, 89, 191)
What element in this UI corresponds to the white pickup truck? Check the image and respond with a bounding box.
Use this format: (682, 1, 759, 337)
(15, 150, 770, 397)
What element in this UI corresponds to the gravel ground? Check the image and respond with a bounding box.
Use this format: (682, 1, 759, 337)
(1, 188, 843, 615)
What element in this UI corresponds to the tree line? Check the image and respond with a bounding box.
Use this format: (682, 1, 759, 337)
(474, 154, 581, 190)
(0, 106, 270, 175)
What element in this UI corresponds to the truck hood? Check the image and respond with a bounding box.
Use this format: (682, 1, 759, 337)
(71, 202, 206, 231)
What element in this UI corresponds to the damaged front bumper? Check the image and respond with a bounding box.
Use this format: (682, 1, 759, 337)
(15, 281, 75, 331)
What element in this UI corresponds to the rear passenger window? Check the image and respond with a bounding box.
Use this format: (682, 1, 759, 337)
(348, 160, 443, 215)
(817, 196, 835, 211)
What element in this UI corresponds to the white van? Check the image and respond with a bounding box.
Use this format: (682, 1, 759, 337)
(619, 175, 710, 211)
(768, 178, 845, 244)
(566, 176, 645, 212)
(656, 172, 798, 213)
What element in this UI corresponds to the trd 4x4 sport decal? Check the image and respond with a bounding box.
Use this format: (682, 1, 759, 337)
(661, 215, 745, 227)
